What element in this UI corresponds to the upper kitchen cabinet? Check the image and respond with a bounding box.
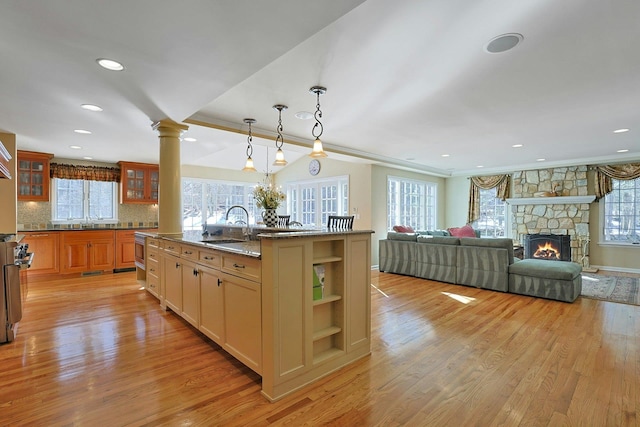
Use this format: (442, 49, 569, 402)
(17, 150, 54, 201)
(118, 161, 159, 204)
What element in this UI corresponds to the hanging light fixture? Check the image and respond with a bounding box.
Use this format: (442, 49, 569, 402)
(309, 86, 328, 158)
(242, 118, 257, 172)
(272, 104, 288, 166)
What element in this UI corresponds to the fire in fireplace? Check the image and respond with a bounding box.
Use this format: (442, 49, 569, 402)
(524, 234, 571, 262)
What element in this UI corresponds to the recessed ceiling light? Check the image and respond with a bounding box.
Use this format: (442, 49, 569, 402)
(69, 145, 82, 150)
(81, 104, 103, 112)
(536, 158, 546, 162)
(485, 33, 523, 54)
(477, 165, 484, 168)
(83, 156, 93, 160)
(617, 149, 629, 153)
(512, 144, 523, 148)
(96, 58, 124, 71)
(441, 154, 450, 157)
(294, 111, 313, 120)
(74, 129, 92, 134)
(613, 128, 629, 133)
(183, 137, 197, 142)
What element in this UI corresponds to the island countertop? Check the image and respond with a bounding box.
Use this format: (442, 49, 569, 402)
(136, 227, 373, 259)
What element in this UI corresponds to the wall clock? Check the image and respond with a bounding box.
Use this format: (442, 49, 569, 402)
(309, 159, 321, 176)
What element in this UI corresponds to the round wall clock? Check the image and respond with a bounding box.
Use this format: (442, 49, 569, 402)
(309, 159, 321, 176)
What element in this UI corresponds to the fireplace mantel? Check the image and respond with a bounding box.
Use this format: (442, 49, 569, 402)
(506, 195, 596, 206)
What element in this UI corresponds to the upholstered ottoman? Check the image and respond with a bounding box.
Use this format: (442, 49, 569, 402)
(508, 259, 582, 302)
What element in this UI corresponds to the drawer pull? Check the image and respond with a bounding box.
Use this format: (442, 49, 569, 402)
(233, 263, 245, 269)
(204, 256, 215, 260)
(167, 246, 175, 250)
(149, 268, 155, 273)
(183, 250, 193, 255)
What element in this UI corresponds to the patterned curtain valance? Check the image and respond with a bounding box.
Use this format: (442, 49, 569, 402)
(50, 163, 120, 182)
(467, 174, 510, 224)
(594, 163, 640, 199)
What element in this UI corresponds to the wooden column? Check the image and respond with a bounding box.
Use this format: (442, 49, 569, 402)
(152, 119, 188, 237)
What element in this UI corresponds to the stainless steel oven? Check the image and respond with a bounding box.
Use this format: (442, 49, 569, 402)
(134, 233, 145, 270)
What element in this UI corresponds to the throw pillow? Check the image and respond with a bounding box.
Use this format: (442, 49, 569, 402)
(393, 225, 415, 233)
(448, 224, 477, 238)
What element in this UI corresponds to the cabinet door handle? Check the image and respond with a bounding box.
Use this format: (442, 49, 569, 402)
(233, 263, 245, 269)
(175, 262, 180, 269)
(217, 278, 222, 287)
(193, 268, 199, 276)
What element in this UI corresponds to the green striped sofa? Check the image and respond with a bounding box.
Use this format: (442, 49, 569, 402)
(379, 232, 582, 302)
(379, 232, 515, 292)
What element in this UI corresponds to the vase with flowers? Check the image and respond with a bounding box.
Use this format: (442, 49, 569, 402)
(253, 184, 286, 227)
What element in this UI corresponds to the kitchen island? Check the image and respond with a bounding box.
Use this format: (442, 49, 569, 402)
(137, 227, 372, 402)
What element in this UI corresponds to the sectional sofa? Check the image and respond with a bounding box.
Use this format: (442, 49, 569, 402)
(379, 231, 582, 302)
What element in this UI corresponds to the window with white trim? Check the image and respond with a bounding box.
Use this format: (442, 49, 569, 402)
(286, 176, 349, 227)
(182, 178, 259, 230)
(472, 187, 506, 237)
(387, 176, 436, 231)
(602, 177, 640, 244)
(52, 178, 118, 223)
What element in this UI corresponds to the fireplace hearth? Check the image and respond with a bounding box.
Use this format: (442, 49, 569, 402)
(524, 234, 571, 261)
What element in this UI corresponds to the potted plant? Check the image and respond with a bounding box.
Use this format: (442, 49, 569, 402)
(253, 184, 286, 227)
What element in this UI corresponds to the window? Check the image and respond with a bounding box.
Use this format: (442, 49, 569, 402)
(182, 178, 258, 230)
(602, 177, 640, 244)
(473, 187, 506, 237)
(286, 176, 349, 227)
(52, 178, 118, 223)
(387, 176, 436, 231)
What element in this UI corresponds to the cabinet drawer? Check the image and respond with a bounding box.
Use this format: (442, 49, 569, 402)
(147, 237, 160, 248)
(180, 245, 198, 260)
(147, 247, 159, 262)
(147, 257, 159, 278)
(221, 254, 261, 282)
(198, 249, 221, 268)
(162, 241, 180, 256)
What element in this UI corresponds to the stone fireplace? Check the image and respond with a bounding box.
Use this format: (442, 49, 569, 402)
(508, 166, 594, 265)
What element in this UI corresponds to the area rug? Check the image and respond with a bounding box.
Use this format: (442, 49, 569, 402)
(581, 273, 640, 306)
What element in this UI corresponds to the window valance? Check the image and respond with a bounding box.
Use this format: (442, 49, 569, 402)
(50, 163, 120, 182)
(594, 163, 640, 199)
(467, 174, 510, 223)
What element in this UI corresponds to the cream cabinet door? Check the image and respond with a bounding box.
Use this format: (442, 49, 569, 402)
(199, 265, 224, 345)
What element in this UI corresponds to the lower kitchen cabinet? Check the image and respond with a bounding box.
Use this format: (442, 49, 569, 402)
(21, 232, 59, 275)
(199, 265, 224, 344)
(115, 229, 136, 270)
(181, 259, 200, 328)
(162, 252, 182, 314)
(60, 230, 115, 274)
(222, 272, 261, 374)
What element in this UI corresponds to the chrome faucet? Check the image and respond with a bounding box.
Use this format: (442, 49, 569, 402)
(225, 205, 249, 226)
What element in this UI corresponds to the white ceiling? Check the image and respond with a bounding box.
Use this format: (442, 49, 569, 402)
(1, 0, 639, 177)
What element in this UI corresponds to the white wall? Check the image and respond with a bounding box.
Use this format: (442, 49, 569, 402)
(444, 175, 469, 228)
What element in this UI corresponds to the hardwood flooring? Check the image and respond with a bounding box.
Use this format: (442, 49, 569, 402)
(1, 270, 639, 426)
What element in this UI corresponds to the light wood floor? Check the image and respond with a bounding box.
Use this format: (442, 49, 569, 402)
(1, 270, 639, 426)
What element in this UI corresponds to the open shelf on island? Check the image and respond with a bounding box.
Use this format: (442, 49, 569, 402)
(313, 255, 342, 264)
(313, 347, 344, 365)
(313, 294, 342, 306)
(313, 326, 342, 341)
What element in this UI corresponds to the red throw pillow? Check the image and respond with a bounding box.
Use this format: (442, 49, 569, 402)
(393, 225, 415, 233)
(448, 224, 477, 238)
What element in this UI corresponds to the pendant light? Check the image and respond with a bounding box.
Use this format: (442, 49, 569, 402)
(272, 104, 288, 166)
(309, 86, 328, 158)
(242, 118, 257, 172)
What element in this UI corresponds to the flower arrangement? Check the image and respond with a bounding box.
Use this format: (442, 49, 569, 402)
(252, 184, 286, 210)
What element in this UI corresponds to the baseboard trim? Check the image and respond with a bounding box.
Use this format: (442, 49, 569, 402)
(591, 265, 640, 274)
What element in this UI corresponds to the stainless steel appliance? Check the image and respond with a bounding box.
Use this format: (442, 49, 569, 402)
(1, 234, 31, 344)
(134, 233, 145, 270)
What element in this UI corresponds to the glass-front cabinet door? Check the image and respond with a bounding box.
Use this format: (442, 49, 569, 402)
(17, 151, 53, 201)
(118, 161, 159, 204)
